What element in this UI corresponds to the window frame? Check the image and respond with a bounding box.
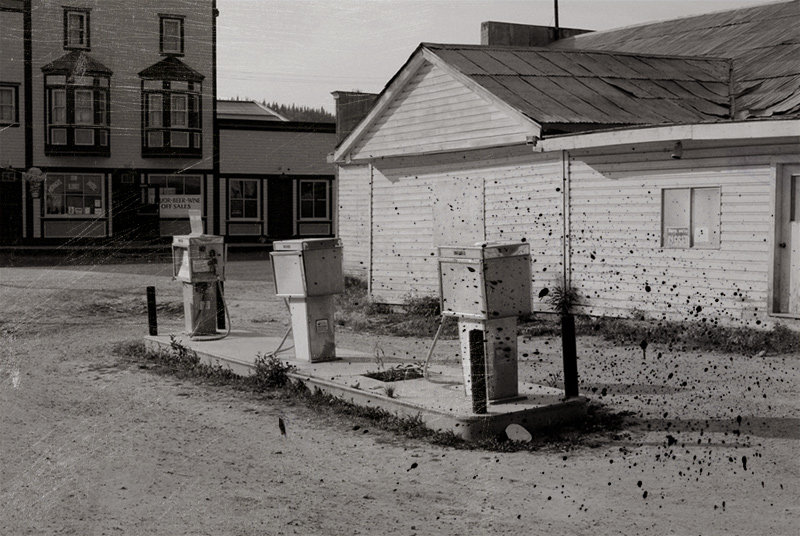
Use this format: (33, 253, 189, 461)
(159, 15, 185, 56)
(0, 84, 20, 126)
(298, 179, 330, 221)
(228, 179, 261, 221)
(44, 75, 110, 156)
(141, 80, 202, 158)
(63, 8, 91, 50)
(661, 187, 721, 249)
(44, 173, 105, 218)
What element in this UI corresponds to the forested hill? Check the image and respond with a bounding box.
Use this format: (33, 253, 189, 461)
(264, 101, 335, 123)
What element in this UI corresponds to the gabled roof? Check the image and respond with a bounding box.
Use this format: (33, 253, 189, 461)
(550, 0, 800, 119)
(41, 50, 112, 76)
(216, 100, 289, 122)
(425, 43, 732, 127)
(138, 56, 204, 81)
(334, 1, 798, 162)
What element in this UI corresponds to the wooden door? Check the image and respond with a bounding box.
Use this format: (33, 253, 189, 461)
(0, 174, 22, 244)
(776, 165, 800, 314)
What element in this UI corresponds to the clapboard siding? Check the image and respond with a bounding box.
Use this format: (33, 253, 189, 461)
(568, 147, 776, 327)
(366, 151, 565, 306)
(220, 130, 335, 175)
(484, 155, 564, 310)
(337, 164, 371, 280)
(351, 62, 530, 159)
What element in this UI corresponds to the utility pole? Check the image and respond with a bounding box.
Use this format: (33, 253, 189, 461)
(554, 0, 560, 31)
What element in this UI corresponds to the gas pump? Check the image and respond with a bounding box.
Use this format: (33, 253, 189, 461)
(438, 242, 531, 403)
(270, 238, 343, 362)
(172, 212, 228, 340)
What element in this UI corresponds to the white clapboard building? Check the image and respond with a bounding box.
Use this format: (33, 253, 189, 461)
(331, 1, 800, 329)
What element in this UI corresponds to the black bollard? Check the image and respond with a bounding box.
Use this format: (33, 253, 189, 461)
(469, 329, 487, 414)
(561, 313, 579, 398)
(216, 281, 226, 330)
(146, 286, 158, 336)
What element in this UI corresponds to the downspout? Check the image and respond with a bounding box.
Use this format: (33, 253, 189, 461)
(212, 1, 220, 235)
(368, 162, 374, 297)
(561, 149, 571, 291)
(23, 0, 32, 239)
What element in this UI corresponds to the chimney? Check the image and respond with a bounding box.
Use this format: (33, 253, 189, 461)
(481, 21, 593, 47)
(332, 91, 379, 145)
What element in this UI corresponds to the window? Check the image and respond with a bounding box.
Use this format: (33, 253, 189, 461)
(149, 174, 202, 195)
(662, 187, 720, 249)
(299, 180, 329, 220)
(160, 16, 184, 55)
(64, 9, 90, 49)
(45, 74, 110, 155)
(44, 174, 104, 217)
(142, 80, 202, 157)
(0, 84, 19, 126)
(229, 179, 259, 219)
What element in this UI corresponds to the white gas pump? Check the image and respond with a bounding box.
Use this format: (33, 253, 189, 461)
(172, 211, 227, 339)
(270, 238, 343, 362)
(438, 242, 531, 403)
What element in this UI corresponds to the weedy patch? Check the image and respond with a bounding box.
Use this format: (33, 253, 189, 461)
(363, 362, 424, 382)
(334, 276, 458, 338)
(250, 353, 296, 389)
(114, 340, 633, 452)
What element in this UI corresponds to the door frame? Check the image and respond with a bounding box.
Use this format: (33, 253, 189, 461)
(769, 163, 800, 316)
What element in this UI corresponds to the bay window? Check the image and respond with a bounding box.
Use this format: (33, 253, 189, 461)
(142, 79, 202, 157)
(44, 74, 110, 155)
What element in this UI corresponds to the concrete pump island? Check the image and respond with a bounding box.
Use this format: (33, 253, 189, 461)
(144, 212, 587, 441)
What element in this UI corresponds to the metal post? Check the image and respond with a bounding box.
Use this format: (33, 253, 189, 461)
(216, 281, 226, 330)
(561, 313, 579, 398)
(469, 329, 487, 414)
(146, 286, 158, 336)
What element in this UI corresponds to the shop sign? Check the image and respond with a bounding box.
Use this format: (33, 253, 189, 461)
(160, 194, 202, 218)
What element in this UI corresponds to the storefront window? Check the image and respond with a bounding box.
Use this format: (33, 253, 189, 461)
(299, 180, 329, 220)
(229, 179, 259, 219)
(45, 174, 104, 217)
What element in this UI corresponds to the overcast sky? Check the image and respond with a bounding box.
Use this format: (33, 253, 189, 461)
(215, 0, 776, 113)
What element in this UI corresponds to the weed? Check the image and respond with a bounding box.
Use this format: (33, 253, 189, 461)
(585, 316, 799, 355)
(250, 353, 296, 389)
(402, 294, 440, 318)
(364, 362, 424, 382)
(167, 335, 200, 368)
(542, 285, 581, 315)
(545, 370, 563, 389)
(382, 384, 396, 398)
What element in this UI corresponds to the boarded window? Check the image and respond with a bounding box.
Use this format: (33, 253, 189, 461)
(662, 187, 720, 249)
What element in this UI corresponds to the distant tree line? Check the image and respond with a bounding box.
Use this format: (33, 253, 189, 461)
(264, 101, 335, 123)
(228, 96, 336, 123)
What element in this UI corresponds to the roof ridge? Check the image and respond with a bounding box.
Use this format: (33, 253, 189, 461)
(423, 43, 731, 63)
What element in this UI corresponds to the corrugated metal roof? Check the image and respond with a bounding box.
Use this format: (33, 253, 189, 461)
(216, 100, 288, 122)
(550, 0, 800, 119)
(426, 44, 731, 129)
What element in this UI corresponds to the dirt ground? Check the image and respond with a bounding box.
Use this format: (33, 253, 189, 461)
(1, 254, 798, 535)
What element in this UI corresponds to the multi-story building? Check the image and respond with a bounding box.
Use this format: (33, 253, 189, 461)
(1, 0, 217, 244)
(0, 0, 25, 243)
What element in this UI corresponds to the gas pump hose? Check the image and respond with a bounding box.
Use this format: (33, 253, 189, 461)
(422, 316, 446, 381)
(188, 280, 232, 342)
(264, 298, 294, 358)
